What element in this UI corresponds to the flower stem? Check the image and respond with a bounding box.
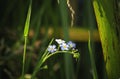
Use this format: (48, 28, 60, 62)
(31, 38, 54, 79)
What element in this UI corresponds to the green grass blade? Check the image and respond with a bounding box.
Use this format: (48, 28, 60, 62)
(59, 0, 75, 79)
(24, 0, 32, 37)
(88, 31, 98, 79)
(21, 0, 32, 79)
(93, 1, 120, 78)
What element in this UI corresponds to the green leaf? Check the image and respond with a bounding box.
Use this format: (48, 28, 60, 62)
(24, 0, 32, 37)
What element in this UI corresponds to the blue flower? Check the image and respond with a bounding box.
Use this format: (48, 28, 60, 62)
(60, 43, 69, 51)
(55, 39, 65, 45)
(67, 41, 76, 49)
(48, 45, 57, 53)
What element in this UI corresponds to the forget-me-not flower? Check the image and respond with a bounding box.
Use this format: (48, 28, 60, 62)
(55, 39, 65, 45)
(67, 41, 76, 49)
(48, 45, 57, 53)
(60, 43, 69, 51)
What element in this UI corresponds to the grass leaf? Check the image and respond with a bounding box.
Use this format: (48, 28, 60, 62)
(24, 0, 32, 37)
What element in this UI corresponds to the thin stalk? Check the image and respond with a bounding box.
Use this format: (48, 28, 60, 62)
(31, 50, 78, 79)
(31, 57, 44, 79)
(88, 31, 98, 79)
(21, 37, 27, 79)
(45, 51, 75, 60)
(21, 0, 32, 78)
(25, 7, 45, 73)
(31, 38, 54, 79)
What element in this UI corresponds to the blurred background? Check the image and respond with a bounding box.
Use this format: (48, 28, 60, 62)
(0, 0, 105, 79)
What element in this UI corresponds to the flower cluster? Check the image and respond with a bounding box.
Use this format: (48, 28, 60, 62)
(47, 39, 76, 53)
(31, 39, 80, 78)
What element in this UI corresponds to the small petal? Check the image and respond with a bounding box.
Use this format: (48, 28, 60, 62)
(60, 43, 69, 51)
(48, 45, 57, 53)
(55, 39, 65, 45)
(67, 41, 76, 49)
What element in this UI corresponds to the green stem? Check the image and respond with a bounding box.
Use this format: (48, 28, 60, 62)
(21, 0, 32, 78)
(31, 38, 54, 79)
(31, 57, 44, 79)
(45, 51, 75, 60)
(88, 32, 98, 79)
(31, 50, 77, 79)
(22, 36, 27, 79)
